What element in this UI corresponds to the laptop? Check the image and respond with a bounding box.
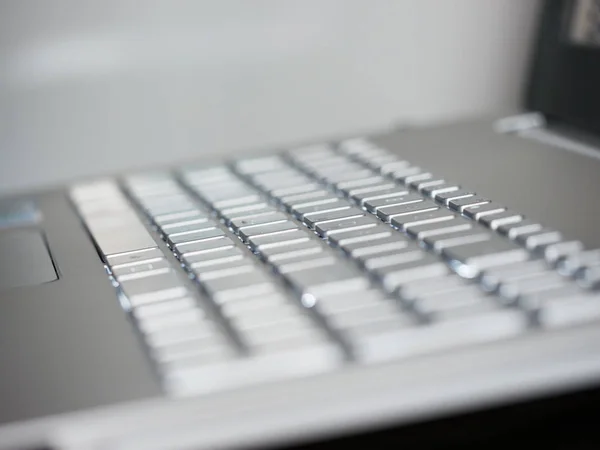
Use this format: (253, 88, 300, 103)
(1, 0, 600, 448)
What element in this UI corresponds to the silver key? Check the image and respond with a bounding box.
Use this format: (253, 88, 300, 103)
(336, 176, 386, 191)
(314, 290, 389, 315)
(292, 199, 352, 220)
(231, 212, 289, 233)
(420, 183, 460, 198)
(112, 258, 171, 278)
(479, 211, 524, 229)
(177, 236, 234, 256)
(154, 210, 207, 226)
(238, 221, 299, 242)
(132, 297, 198, 320)
(303, 206, 364, 228)
(364, 193, 423, 213)
(279, 190, 330, 206)
(558, 249, 600, 276)
(462, 202, 506, 220)
(168, 227, 224, 246)
(328, 226, 393, 247)
(203, 271, 277, 303)
(185, 247, 245, 269)
(363, 249, 425, 271)
(442, 238, 530, 278)
(447, 196, 490, 212)
(423, 229, 492, 252)
(375, 255, 449, 292)
(284, 264, 370, 298)
(346, 182, 396, 199)
(315, 216, 378, 237)
(377, 201, 438, 223)
(536, 290, 600, 328)
(352, 188, 410, 206)
(248, 229, 309, 251)
(106, 247, 164, 267)
(545, 241, 584, 267)
(138, 308, 205, 334)
(434, 189, 476, 205)
(391, 166, 423, 183)
(146, 324, 219, 349)
(391, 209, 455, 231)
(328, 302, 403, 329)
(405, 218, 472, 240)
(497, 221, 543, 239)
(258, 240, 324, 263)
(270, 183, 322, 198)
(193, 260, 256, 282)
(342, 235, 411, 259)
(120, 270, 189, 307)
(516, 229, 562, 251)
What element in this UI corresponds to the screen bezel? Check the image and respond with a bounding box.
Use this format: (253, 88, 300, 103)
(526, 0, 600, 136)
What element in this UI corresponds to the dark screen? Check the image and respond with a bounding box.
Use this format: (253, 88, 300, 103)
(527, 0, 600, 135)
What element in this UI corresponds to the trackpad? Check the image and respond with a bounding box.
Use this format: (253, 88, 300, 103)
(0, 229, 57, 290)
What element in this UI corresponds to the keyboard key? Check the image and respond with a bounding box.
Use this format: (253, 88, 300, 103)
(231, 212, 289, 233)
(284, 264, 370, 298)
(112, 258, 171, 278)
(304, 207, 364, 228)
(248, 229, 309, 251)
(260, 240, 324, 263)
(363, 249, 425, 271)
(535, 290, 600, 328)
(375, 255, 449, 292)
(405, 218, 472, 239)
(314, 290, 389, 315)
(353, 188, 410, 206)
(558, 249, 600, 276)
(497, 221, 543, 239)
(391, 209, 455, 231)
(346, 182, 396, 199)
(442, 238, 530, 278)
(479, 211, 524, 229)
(315, 216, 378, 238)
(329, 226, 393, 247)
(106, 247, 164, 267)
(193, 260, 256, 281)
(391, 166, 424, 183)
(292, 199, 352, 219)
(544, 241, 584, 267)
(376, 201, 438, 222)
(137, 308, 205, 334)
(238, 221, 299, 242)
(185, 247, 245, 269)
(342, 235, 412, 259)
(279, 190, 331, 207)
(203, 271, 277, 303)
(153, 210, 207, 227)
(176, 236, 234, 256)
(132, 297, 198, 320)
(447, 195, 490, 212)
(515, 229, 562, 251)
(168, 227, 224, 246)
(462, 202, 506, 220)
(364, 193, 422, 213)
(423, 229, 492, 251)
(434, 189, 476, 205)
(420, 183, 460, 198)
(328, 302, 403, 329)
(119, 270, 189, 307)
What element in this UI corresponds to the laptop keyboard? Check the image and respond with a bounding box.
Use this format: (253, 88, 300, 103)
(69, 137, 600, 396)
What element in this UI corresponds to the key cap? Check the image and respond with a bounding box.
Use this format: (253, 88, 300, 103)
(375, 255, 449, 292)
(412, 178, 446, 192)
(269, 183, 322, 198)
(176, 236, 234, 256)
(420, 183, 460, 198)
(231, 212, 289, 233)
(223, 208, 279, 225)
(391, 166, 424, 183)
(479, 260, 550, 292)
(405, 218, 473, 240)
(219, 202, 272, 219)
(112, 258, 171, 278)
(578, 266, 600, 289)
(352, 188, 410, 206)
(328, 302, 403, 329)
(212, 194, 262, 210)
(248, 229, 309, 251)
(498, 272, 571, 301)
(153, 210, 207, 227)
(238, 221, 299, 242)
(168, 227, 224, 246)
(328, 226, 393, 247)
(119, 270, 189, 307)
(279, 190, 330, 207)
(423, 229, 492, 252)
(364, 193, 422, 213)
(363, 249, 425, 271)
(347, 183, 396, 199)
(259, 239, 323, 262)
(516, 229, 562, 251)
(558, 249, 600, 276)
(202, 271, 277, 303)
(447, 196, 490, 212)
(132, 297, 198, 320)
(284, 264, 370, 298)
(434, 189, 476, 205)
(138, 308, 205, 334)
(377, 201, 438, 222)
(106, 248, 164, 267)
(336, 176, 386, 191)
(315, 216, 378, 237)
(220, 293, 290, 316)
(304, 207, 364, 228)
(314, 290, 389, 315)
(412, 288, 490, 316)
(479, 211, 524, 229)
(154, 338, 234, 366)
(400, 276, 471, 302)
(536, 290, 600, 328)
(185, 247, 245, 269)
(235, 155, 287, 175)
(545, 241, 584, 267)
(159, 218, 212, 235)
(442, 238, 529, 278)
(292, 200, 352, 220)
(391, 209, 455, 231)
(342, 235, 412, 259)
(193, 260, 256, 282)
(497, 221, 543, 239)
(462, 202, 506, 220)
(163, 222, 217, 239)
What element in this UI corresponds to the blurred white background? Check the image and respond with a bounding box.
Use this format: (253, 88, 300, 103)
(0, 0, 540, 193)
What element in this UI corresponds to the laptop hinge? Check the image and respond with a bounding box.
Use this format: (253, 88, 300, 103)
(493, 112, 547, 134)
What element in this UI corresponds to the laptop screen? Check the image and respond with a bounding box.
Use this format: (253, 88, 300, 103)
(527, 0, 600, 136)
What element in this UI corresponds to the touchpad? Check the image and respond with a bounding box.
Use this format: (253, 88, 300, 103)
(0, 229, 58, 290)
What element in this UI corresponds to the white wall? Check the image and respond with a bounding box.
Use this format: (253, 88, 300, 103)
(0, 0, 541, 193)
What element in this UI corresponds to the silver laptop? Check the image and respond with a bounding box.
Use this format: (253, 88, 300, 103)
(1, 1, 600, 448)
